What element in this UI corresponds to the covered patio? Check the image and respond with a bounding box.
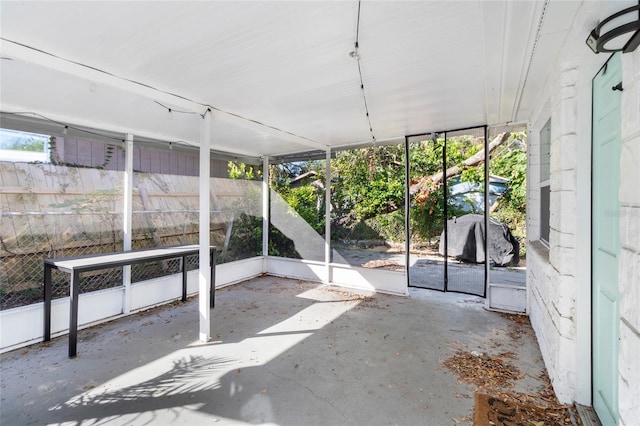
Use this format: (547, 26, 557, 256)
(0, 0, 565, 341)
(2, 1, 637, 425)
(1, 276, 559, 425)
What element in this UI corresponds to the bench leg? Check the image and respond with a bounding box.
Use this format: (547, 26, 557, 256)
(43, 265, 52, 342)
(210, 249, 215, 309)
(181, 255, 188, 302)
(69, 270, 80, 358)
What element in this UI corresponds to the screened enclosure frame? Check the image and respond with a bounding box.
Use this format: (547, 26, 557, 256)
(404, 125, 489, 297)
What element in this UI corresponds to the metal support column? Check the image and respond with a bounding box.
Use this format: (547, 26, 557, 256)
(210, 248, 216, 308)
(43, 264, 52, 341)
(181, 255, 188, 302)
(69, 270, 80, 357)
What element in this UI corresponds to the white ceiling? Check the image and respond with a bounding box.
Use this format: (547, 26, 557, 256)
(0, 1, 633, 157)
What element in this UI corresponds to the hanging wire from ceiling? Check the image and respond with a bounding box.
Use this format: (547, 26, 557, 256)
(154, 101, 211, 119)
(1, 37, 318, 145)
(350, 0, 376, 143)
(154, 101, 199, 116)
(1, 110, 206, 153)
(1, 111, 126, 143)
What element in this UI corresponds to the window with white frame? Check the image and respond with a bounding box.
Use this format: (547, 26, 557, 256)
(0, 128, 50, 163)
(539, 118, 551, 245)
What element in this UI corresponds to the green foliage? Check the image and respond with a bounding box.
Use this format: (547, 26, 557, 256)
(267, 226, 299, 258)
(489, 135, 527, 258)
(226, 213, 262, 258)
(328, 138, 487, 242)
(407, 136, 485, 241)
(227, 132, 528, 258)
(490, 148, 527, 211)
(228, 162, 262, 180)
(365, 210, 405, 241)
(332, 145, 405, 221)
(280, 186, 325, 233)
(225, 213, 300, 259)
(102, 144, 116, 168)
(444, 136, 483, 165)
(268, 161, 326, 236)
(269, 161, 324, 190)
(227, 160, 308, 258)
(48, 136, 60, 164)
(460, 165, 484, 187)
(0, 131, 46, 152)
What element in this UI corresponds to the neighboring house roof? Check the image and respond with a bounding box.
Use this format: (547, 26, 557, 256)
(289, 171, 318, 188)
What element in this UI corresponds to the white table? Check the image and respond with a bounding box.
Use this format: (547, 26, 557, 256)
(43, 245, 215, 357)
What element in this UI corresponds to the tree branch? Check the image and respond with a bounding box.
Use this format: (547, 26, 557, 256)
(409, 132, 510, 199)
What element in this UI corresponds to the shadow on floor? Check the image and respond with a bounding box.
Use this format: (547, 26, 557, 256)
(1, 276, 545, 426)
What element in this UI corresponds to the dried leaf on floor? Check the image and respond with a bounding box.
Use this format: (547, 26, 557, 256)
(443, 349, 521, 389)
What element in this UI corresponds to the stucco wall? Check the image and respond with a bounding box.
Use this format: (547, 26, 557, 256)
(618, 51, 640, 426)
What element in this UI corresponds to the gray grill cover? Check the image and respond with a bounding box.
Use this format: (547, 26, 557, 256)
(438, 214, 519, 266)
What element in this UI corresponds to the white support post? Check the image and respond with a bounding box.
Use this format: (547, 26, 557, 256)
(325, 149, 332, 283)
(262, 156, 269, 272)
(122, 133, 133, 314)
(404, 136, 411, 290)
(483, 126, 491, 304)
(199, 110, 212, 342)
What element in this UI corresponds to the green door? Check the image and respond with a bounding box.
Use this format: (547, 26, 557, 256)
(592, 52, 622, 426)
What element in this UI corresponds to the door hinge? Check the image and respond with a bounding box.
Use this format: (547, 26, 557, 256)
(612, 82, 623, 91)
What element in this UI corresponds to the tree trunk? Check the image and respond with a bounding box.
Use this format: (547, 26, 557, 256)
(409, 132, 510, 197)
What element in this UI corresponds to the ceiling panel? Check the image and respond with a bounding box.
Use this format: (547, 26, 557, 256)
(0, 1, 601, 156)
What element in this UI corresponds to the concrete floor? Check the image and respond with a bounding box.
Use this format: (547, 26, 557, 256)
(1, 276, 549, 425)
(335, 246, 526, 295)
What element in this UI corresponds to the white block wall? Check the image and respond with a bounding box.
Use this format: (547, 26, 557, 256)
(527, 50, 640, 422)
(527, 65, 580, 404)
(618, 51, 640, 426)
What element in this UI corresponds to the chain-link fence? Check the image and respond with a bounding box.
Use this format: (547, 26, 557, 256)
(0, 159, 264, 311)
(128, 210, 226, 283)
(0, 210, 236, 310)
(0, 211, 124, 310)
